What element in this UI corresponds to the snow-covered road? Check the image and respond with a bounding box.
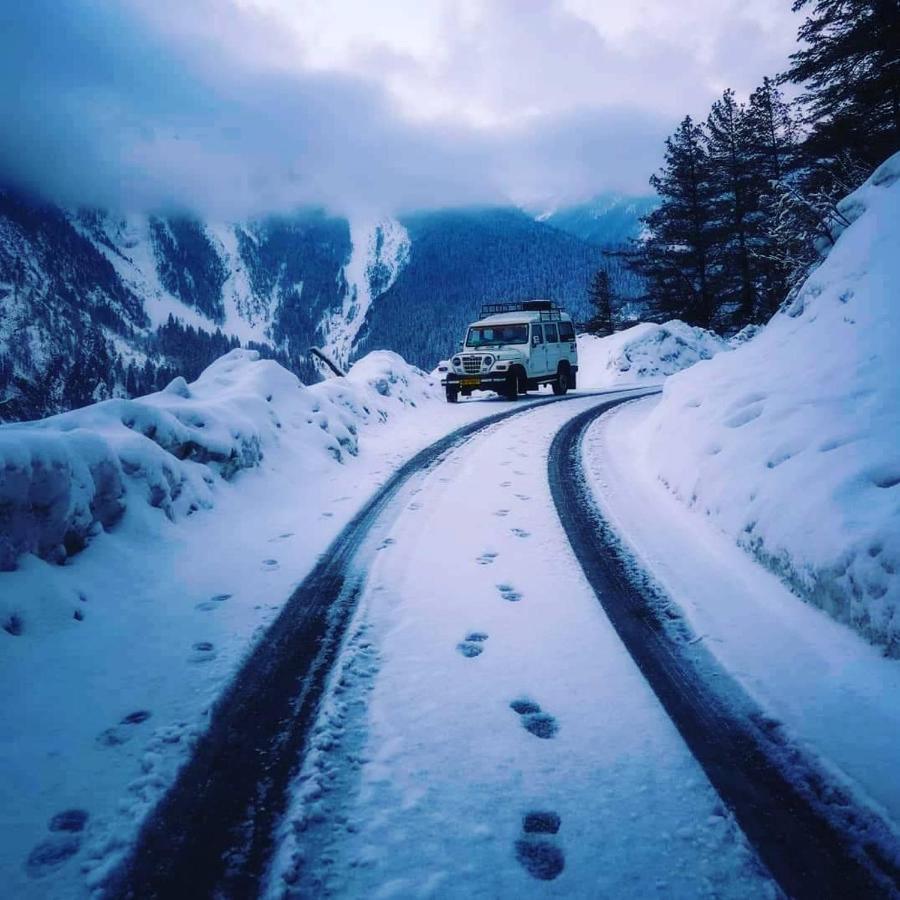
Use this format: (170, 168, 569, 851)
(106, 388, 900, 899)
(263, 393, 774, 898)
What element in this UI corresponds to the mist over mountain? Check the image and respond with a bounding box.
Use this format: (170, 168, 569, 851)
(0, 190, 649, 421)
(541, 193, 658, 246)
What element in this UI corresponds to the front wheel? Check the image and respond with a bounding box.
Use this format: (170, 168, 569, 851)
(501, 369, 520, 400)
(552, 366, 569, 396)
(446, 386, 459, 403)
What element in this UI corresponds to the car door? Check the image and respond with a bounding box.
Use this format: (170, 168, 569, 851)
(543, 321, 560, 376)
(558, 319, 576, 365)
(530, 323, 547, 376)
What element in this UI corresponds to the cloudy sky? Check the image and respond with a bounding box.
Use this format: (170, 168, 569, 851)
(0, 0, 799, 217)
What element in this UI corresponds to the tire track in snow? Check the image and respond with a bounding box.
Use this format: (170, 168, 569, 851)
(107, 388, 652, 899)
(549, 401, 900, 900)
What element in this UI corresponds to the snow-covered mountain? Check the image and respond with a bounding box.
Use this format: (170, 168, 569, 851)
(0, 193, 618, 422)
(537, 192, 658, 246)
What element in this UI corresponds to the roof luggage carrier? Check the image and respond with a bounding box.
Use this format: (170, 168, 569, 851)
(479, 300, 564, 321)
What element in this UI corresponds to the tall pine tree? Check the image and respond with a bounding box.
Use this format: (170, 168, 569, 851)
(786, 0, 900, 184)
(705, 89, 757, 326)
(585, 268, 616, 336)
(632, 117, 719, 328)
(745, 78, 805, 314)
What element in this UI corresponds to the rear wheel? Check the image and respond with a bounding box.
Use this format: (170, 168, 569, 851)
(552, 365, 569, 396)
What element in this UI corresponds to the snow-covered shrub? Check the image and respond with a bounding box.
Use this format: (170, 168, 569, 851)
(0, 348, 439, 570)
(577, 320, 728, 389)
(638, 151, 900, 654)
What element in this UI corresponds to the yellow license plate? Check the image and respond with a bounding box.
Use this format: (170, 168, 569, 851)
(461, 377, 480, 388)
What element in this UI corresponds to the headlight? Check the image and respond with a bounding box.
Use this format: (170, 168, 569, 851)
(482, 355, 494, 368)
(452, 357, 461, 367)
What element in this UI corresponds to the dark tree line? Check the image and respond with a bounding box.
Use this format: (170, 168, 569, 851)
(624, 0, 899, 332)
(0, 315, 315, 423)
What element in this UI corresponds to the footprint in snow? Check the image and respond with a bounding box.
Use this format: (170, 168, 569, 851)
(189, 641, 216, 663)
(268, 532, 295, 542)
(408, 502, 423, 511)
(196, 593, 231, 611)
(477, 551, 498, 566)
(25, 836, 81, 878)
(500, 481, 513, 488)
(262, 558, 280, 571)
(497, 584, 522, 602)
(457, 632, 489, 658)
(509, 697, 559, 739)
(96, 709, 152, 746)
(514, 493, 530, 501)
(511, 528, 531, 539)
(48, 810, 89, 833)
(377, 537, 396, 551)
(515, 811, 565, 881)
(494, 509, 510, 517)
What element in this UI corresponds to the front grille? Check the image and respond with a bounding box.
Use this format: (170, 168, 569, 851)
(461, 354, 482, 374)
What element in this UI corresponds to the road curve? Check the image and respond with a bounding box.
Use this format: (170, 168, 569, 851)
(548, 400, 900, 900)
(107, 389, 650, 899)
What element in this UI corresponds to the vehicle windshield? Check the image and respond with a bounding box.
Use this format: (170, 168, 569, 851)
(465, 323, 529, 347)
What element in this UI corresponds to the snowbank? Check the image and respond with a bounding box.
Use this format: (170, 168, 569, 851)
(577, 320, 728, 389)
(636, 152, 900, 653)
(0, 349, 439, 572)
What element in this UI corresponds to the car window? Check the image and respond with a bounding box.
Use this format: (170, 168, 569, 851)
(544, 323, 559, 343)
(532, 324, 543, 344)
(558, 321, 575, 342)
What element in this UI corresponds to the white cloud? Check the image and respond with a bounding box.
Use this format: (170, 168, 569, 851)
(0, 0, 801, 216)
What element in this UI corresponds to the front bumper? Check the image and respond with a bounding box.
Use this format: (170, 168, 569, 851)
(446, 371, 510, 390)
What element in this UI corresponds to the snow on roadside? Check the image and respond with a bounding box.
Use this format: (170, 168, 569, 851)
(635, 151, 900, 654)
(0, 349, 436, 575)
(576, 320, 728, 390)
(583, 397, 900, 843)
(0, 348, 495, 899)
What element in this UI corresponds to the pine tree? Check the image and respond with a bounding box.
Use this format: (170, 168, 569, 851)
(585, 268, 616, 336)
(745, 79, 805, 315)
(786, 0, 900, 184)
(706, 89, 757, 326)
(631, 117, 719, 328)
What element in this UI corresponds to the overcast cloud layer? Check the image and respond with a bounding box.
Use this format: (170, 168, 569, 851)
(0, 0, 798, 217)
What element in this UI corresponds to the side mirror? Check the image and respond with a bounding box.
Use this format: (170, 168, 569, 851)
(458, 341, 464, 350)
(532, 335, 540, 347)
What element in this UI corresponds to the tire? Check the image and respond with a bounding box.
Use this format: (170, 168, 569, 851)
(446, 386, 459, 403)
(501, 369, 519, 400)
(552, 365, 569, 396)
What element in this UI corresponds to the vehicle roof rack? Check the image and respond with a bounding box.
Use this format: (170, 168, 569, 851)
(479, 300, 564, 321)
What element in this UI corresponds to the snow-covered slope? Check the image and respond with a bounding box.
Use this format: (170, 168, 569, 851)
(577, 320, 728, 389)
(538, 192, 658, 246)
(0, 349, 437, 575)
(636, 152, 900, 654)
(321, 218, 410, 370)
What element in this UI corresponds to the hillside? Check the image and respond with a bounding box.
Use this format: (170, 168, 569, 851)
(356, 207, 606, 368)
(540, 192, 657, 247)
(635, 151, 900, 653)
(0, 195, 621, 421)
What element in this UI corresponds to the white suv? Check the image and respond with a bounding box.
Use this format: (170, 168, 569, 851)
(445, 301, 578, 402)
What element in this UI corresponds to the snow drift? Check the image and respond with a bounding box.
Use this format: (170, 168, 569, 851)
(577, 320, 728, 389)
(0, 349, 439, 571)
(637, 152, 900, 654)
